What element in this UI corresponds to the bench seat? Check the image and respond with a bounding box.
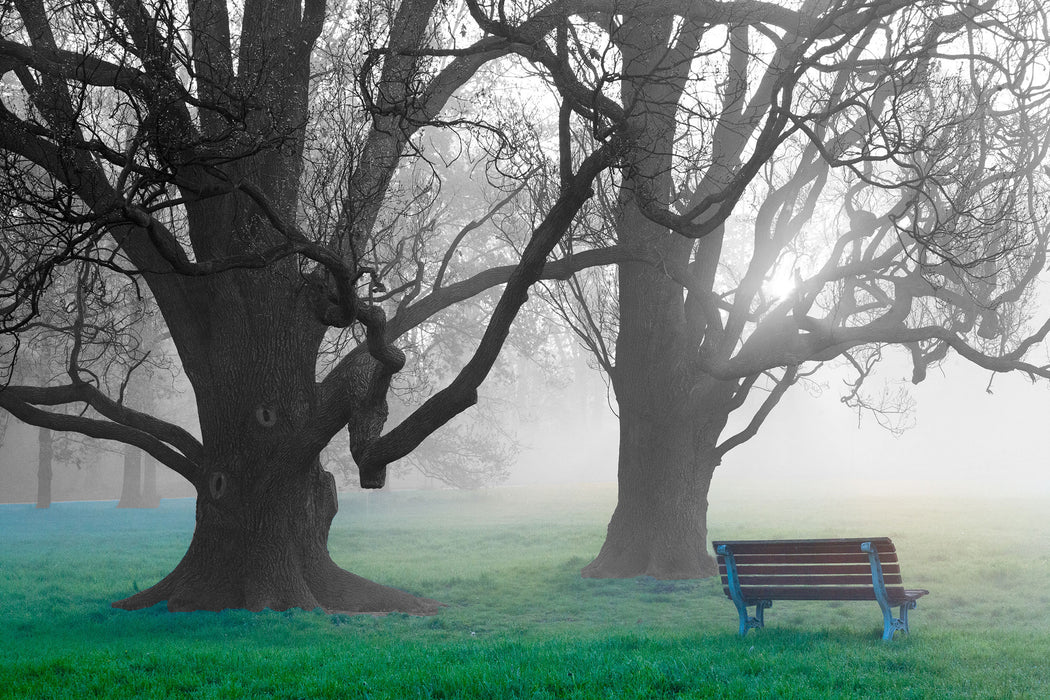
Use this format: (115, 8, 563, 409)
(713, 537, 929, 640)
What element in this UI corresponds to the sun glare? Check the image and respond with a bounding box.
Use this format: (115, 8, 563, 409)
(764, 267, 797, 303)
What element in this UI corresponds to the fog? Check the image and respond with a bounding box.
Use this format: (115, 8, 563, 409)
(715, 356, 1050, 498)
(2, 345, 1047, 504)
(511, 350, 1050, 498)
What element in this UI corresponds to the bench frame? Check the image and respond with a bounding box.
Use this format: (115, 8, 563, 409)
(715, 538, 926, 641)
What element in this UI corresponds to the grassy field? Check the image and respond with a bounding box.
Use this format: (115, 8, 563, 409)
(1, 481, 1048, 698)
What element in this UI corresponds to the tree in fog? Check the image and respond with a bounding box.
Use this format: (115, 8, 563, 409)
(0, 0, 633, 613)
(541, 1, 1050, 577)
(0, 261, 162, 507)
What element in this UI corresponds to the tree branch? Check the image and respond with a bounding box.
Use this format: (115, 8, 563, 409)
(716, 365, 798, 457)
(0, 389, 201, 483)
(1, 383, 203, 465)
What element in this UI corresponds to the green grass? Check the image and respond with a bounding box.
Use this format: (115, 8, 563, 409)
(1, 482, 1048, 698)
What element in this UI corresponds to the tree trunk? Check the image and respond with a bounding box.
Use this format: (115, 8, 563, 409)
(583, 16, 732, 579)
(142, 453, 159, 507)
(584, 251, 739, 579)
(111, 271, 439, 614)
(113, 460, 437, 613)
(117, 443, 145, 508)
(36, 426, 52, 509)
(583, 208, 728, 578)
(583, 341, 735, 579)
(583, 435, 719, 579)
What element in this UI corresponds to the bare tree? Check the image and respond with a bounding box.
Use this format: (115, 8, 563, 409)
(539, 1, 1050, 578)
(0, 0, 641, 613)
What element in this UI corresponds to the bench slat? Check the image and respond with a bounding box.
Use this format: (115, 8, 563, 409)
(725, 586, 927, 604)
(722, 552, 898, 565)
(718, 563, 901, 576)
(726, 585, 876, 601)
(713, 538, 895, 556)
(726, 586, 920, 603)
(728, 573, 904, 586)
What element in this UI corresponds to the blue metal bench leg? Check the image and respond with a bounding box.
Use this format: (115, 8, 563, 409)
(863, 541, 916, 641)
(734, 599, 772, 636)
(753, 599, 772, 633)
(719, 544, 773, 636)
(897, 600, 916, 635)
(877, 601, 916, 641)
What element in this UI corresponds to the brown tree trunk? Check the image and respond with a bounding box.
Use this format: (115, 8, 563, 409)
(36, 426, 52, 509)
(584, 254, 738, 579)
(583, 278, 734, 579)
(117, 443, 145, 508)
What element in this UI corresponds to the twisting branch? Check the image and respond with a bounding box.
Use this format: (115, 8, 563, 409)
(0, 389, 200, 482)
(318, 137, 623, 485)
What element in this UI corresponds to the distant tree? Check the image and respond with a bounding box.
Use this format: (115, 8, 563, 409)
(1, 266, 108, 507)
(540, 1, 1050, 577)
(35, 426, 52, 508)
(115, 305, 179, 508)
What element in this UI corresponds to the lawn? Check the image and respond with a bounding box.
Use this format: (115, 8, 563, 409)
(1, 481, 1047, 698)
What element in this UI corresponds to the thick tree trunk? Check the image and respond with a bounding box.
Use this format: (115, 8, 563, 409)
(36, 426, 52, 509)
(113, 459, 439, 613)
(583, 221, 728, 579)
(112, 270, 439, 614)
(583, 17, 733, 579)
(117, 443, 147, 508)
(582, 364, 732, 579)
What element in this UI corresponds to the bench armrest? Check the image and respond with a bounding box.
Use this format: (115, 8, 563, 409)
(716, 544, 742, 598)
(717, 544, 765, 635)
(860, 541, 888, 591)
(861, 540, 917, 641)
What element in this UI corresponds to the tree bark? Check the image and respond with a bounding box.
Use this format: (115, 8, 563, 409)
(109, 269, 440, 614)
(583, 430, 719, 579)
(583, 16, 731, 580)
(583, 223, 736, 578)
(36, 426, 52, 509)
(113, 459, 437, 613)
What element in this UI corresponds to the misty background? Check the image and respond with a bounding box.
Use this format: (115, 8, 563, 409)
(2, 327, 1047, 504)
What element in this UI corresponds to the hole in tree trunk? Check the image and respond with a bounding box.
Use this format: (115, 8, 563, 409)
(209, 471, 228, 500)
(255, 405, 278, 427)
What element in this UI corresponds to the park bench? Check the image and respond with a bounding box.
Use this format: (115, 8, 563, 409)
(713, 537, 929, 641)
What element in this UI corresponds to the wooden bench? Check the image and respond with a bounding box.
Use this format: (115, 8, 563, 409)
(713, 537, 929, 640)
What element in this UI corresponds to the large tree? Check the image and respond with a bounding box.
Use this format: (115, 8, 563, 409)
(0, 0, 636, 613)
(542, 0, 1050, 578)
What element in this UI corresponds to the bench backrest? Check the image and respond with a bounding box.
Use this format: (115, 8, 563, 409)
(713, 537, 911, 604)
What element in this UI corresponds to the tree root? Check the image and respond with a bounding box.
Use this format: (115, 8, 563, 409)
(112, 556, 442, 615)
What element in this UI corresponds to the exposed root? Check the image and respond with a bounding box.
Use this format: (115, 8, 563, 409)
(112, 557, 442, 615)
(306, 558, 443, 615)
